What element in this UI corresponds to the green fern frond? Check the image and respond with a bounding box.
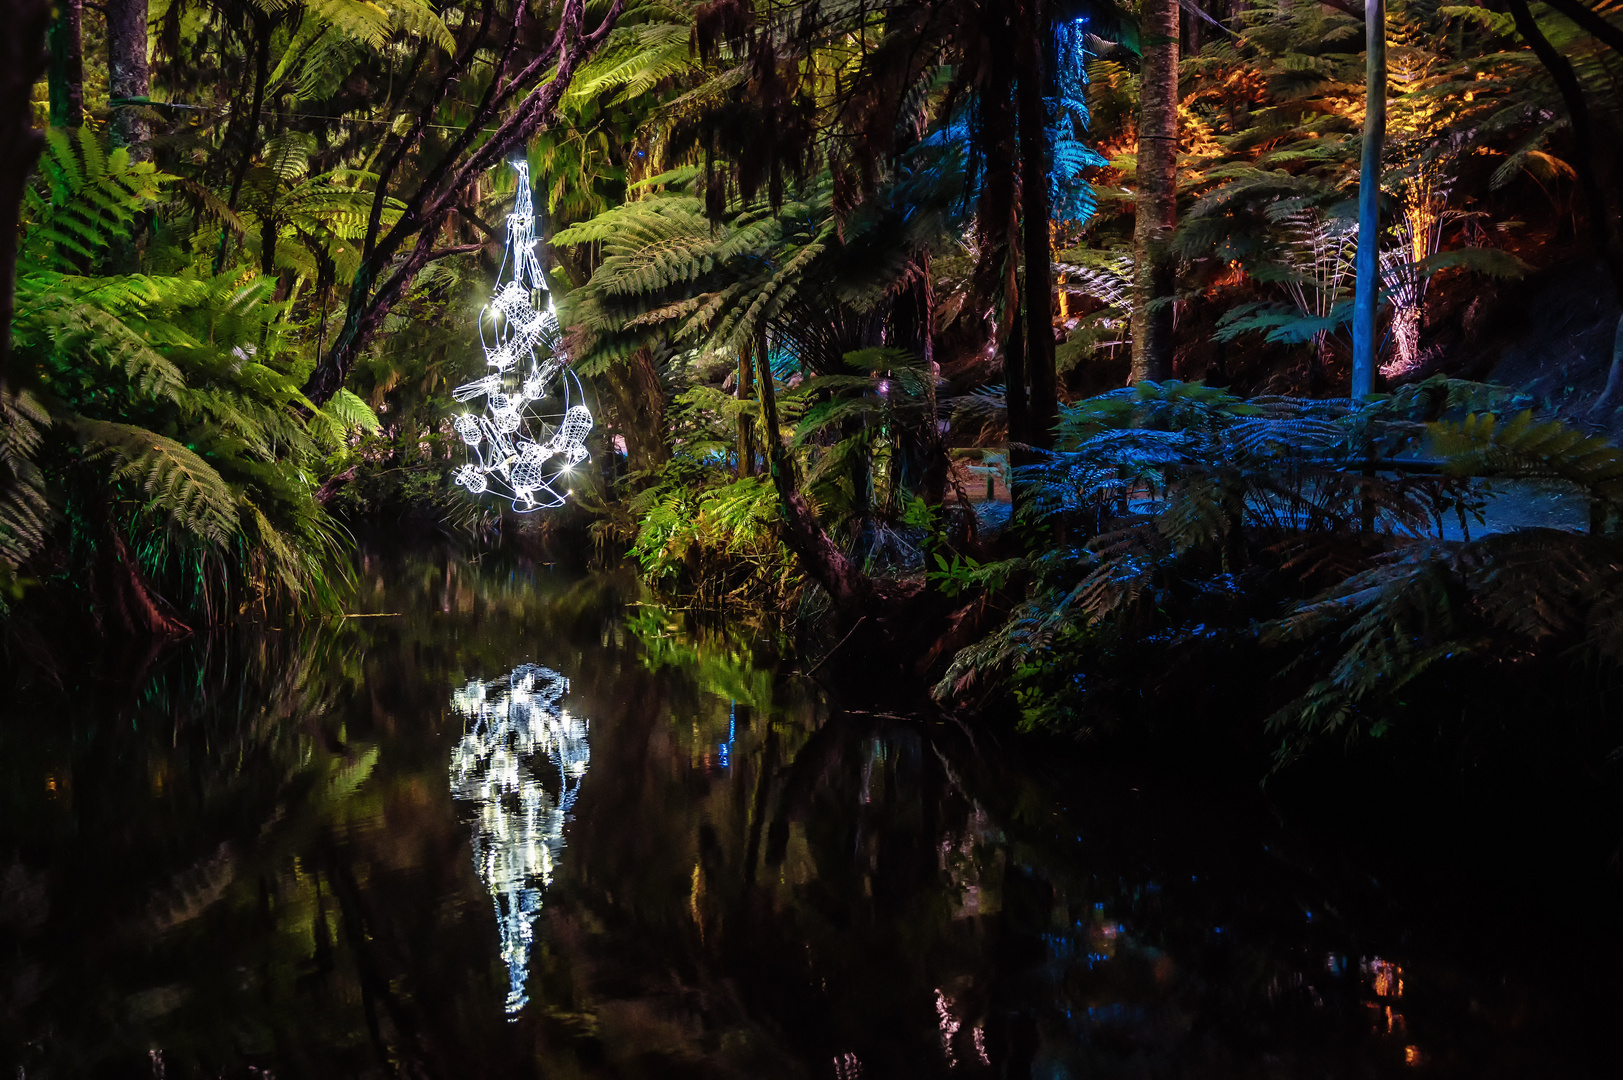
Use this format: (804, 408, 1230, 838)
(74, 417, 241, 545)
(1431, 410, 1623, 505)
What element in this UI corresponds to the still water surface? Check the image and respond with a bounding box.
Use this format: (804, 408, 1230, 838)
(2, 548, 1618, 1078)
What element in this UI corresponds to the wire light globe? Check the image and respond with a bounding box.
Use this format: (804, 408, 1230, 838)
(449, 664, 590, 1018)
(451, 160, 591, 511)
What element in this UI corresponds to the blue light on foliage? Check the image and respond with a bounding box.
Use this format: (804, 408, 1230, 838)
(1050, 16, 1107, 224)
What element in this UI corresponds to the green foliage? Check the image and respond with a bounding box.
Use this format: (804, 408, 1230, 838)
(72, 417, 241, 545)
(0, 391, 52, 604)
(928, 550, 1019, 598)
(1262, 527, 1623, 763)
(627, 471, 797, 609)
(554, 145, 967, 376)
(20, 128, 168, 273)
(7, 133, 364, 628)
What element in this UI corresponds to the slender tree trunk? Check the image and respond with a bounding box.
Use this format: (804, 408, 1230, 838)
(1015, 0, 1057, 449)
(1004, 283, 1029, 457)
(106, 0, 150, 158)
(755, 330, 873, 616)
(1, 0, 52, 384)
(48, 0, 84, 128)
(737, 348, 756, 477)
(1130, 0, 1179, 383)
(1351, 0, 1386, 398)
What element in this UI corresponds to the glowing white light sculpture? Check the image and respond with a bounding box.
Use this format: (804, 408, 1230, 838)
(449, 664, 590, 1017)
(451, 161, 592, 511)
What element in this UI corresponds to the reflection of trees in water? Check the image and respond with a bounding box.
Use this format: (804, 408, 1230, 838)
(449, 664, 589, 1017)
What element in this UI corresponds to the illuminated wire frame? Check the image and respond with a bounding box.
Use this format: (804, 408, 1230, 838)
(451, 160, 592, 511)
(449, 664, 590, 1017)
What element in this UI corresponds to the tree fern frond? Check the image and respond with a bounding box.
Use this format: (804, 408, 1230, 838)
(73, 417, 241, 545)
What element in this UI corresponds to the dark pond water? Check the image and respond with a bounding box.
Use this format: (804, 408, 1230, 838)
(2, 548, 1619, 1079)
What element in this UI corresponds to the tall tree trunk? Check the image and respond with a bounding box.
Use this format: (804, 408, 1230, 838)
(737, 348, 756, 477)
(1351, 0, 1386, 398)
(1, 0, 52, 384)
(976, 2, 1027, 449)
(48, 0, 84, 128)
(1130, 0, 1179, 383)
(1004, 286, 1029, 461)
(106, 0, 150, 158)
(1015, 0, 1057, 450)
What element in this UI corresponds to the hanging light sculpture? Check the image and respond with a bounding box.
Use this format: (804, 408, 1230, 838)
(451, 160, 591, 511)
(449, 664, 590, 1017)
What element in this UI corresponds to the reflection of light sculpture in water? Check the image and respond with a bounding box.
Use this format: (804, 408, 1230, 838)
(449, 664, 589, 1017)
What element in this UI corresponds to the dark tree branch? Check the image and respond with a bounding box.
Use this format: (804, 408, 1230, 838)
(303, 0, 625, 407)
(425, 242, 487, 261)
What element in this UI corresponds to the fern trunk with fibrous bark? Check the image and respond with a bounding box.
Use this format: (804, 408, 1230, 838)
(106, 0, 151, 158)
(302, 0, 624, 407)
(603, 346, 669, 478)
(976, 0, 1029, 453)
(1131, 0, 1179, 384)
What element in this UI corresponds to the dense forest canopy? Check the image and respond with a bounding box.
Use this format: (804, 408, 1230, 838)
(4, 0, 1623, 769)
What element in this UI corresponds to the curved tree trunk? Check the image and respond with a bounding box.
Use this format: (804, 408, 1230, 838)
(1351, 0, 1386, 398)
(1130, 0, 1179, 384)
(754, 330, 874, 617)
(107, 0, 151, 159)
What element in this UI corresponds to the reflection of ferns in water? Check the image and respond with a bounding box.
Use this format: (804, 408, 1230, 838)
(449, 665, 590, 1017)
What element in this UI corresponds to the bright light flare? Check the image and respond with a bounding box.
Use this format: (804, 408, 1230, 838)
(450, 161, 592, 512)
